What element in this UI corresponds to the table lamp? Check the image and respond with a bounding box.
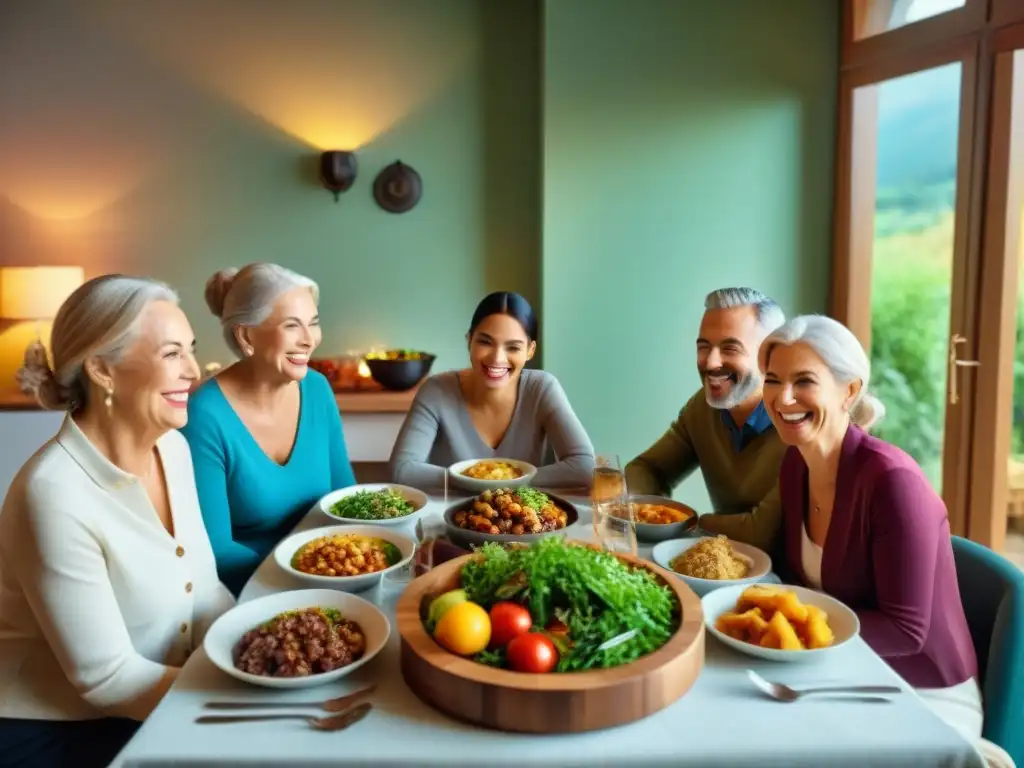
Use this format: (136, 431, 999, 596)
(0, 266, 85, 396)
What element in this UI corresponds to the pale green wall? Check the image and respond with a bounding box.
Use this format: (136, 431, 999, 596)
(542, 0, 839, 508)
(1, 0, 839, 480)
(0, 0, 541, 374)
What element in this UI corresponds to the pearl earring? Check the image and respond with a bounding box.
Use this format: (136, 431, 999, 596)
(104, 387, 114, 414)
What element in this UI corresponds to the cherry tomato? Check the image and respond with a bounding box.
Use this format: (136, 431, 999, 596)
(507, 632, 558, 674)
(488, 601, 533, 649)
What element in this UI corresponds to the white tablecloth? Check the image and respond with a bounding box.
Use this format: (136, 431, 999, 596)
(112, 498, 984, 767)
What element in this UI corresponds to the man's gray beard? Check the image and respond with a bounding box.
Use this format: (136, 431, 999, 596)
(704, 371, 760, 410)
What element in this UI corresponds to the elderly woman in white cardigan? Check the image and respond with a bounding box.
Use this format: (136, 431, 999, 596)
(0, 275, 234, 768)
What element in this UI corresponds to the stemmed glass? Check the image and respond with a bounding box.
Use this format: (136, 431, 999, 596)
(376, 470, 450, 602)
(590, 454, 637, 556)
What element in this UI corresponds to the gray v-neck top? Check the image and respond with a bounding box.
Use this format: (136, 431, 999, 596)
(389, 369, 595, 490)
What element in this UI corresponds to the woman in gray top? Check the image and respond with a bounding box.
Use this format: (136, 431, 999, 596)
(389, 292, 595, 490)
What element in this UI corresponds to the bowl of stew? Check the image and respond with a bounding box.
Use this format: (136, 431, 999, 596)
(204, 588, 390, 689)
(273, 525, 416, 592)
(629, 495, 699, 543)
(442, 487, 579, 549)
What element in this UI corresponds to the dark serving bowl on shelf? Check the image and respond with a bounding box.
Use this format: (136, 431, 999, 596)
(364, 351, 435, 392)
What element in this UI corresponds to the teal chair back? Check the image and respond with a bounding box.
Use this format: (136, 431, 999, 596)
(952, 535, 1024, 764)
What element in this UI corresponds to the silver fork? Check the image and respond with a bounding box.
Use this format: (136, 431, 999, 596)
(196, 702, 373, 729)
(203, 685, 375, 713)
(747, 669, 902, 703)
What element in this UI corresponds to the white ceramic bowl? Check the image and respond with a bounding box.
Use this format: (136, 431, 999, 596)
(651, 536, 772, 597)
(702, 583, 860, 662)
(274, 525, 416, 592)
(447, 458, 538, 492)
(204, 588, 390, 689)
(318, 483, 429, 526)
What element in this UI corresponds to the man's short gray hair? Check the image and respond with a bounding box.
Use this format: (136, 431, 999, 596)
(704, 287, 785, 333)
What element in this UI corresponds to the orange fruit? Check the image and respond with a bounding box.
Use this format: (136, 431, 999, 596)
(433, 601, 491, 655)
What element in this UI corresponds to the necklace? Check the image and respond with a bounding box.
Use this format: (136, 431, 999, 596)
(137, 452, 157, 480)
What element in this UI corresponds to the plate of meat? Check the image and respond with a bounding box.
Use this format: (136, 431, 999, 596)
(204, 589, 390, 689)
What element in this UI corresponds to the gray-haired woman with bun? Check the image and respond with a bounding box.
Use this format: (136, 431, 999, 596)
(0, 275, 234, 768)
(181, 263, 355, 596)
(760, 314, 1012, 768)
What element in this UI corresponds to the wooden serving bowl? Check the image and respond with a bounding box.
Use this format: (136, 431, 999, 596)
(396, 542, 704, 733)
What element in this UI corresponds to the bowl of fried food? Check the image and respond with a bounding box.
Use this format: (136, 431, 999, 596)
(702, 583, 859, 662)
(204, 588, 390, 689)
(652, 535, 771, 596)
(318, 483, 430, 527)
(443, 487, 578, 549)
(447, 458, 538, 492)
(630, 495, 699, 543)
(274, 525, 416, 592)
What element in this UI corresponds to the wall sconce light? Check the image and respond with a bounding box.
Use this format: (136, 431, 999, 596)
(319, 151, 358, 202)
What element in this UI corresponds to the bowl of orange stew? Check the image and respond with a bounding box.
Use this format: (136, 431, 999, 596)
(629, 495, 699, 543)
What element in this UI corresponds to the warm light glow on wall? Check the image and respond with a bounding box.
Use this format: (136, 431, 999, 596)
(2, 184, 141, 223)
(90, 2, 475, 150)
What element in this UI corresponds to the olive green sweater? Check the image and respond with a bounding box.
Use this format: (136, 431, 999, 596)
(625, 390, 786, 552)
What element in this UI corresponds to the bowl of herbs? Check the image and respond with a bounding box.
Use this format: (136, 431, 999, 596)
(318, 484, 430, 527)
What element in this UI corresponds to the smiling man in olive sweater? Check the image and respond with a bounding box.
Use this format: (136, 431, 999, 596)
(625, 288, 787, 553)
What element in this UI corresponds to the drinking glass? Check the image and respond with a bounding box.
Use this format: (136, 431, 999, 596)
(590, 454, 637, 556)
(377, 514, 447, 601)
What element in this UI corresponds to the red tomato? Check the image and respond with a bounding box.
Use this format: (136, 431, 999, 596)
(507, 632, 558, 674)
(488, 602, 533, 649)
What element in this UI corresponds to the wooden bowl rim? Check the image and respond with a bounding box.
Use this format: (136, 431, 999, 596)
(442, 491, 581, 542)
(396, 540, 704, 691)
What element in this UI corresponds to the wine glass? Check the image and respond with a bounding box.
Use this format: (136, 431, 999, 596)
(590, 454, 637, 556)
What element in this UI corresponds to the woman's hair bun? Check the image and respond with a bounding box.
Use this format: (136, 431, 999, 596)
(851, 392, 886, 431)
(15, 340, 72, 411)
(204, 267, 240, 318)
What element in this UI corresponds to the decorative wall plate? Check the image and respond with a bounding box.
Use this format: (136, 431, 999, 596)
(373, 161, 422, 213)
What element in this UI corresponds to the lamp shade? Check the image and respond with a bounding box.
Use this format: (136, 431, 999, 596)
(0, 267, 85, 320)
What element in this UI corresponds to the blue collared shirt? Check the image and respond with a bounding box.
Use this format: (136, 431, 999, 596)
(720, 401, 774, 452)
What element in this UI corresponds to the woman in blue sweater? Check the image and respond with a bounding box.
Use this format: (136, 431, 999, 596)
(181, 263, 355, 595)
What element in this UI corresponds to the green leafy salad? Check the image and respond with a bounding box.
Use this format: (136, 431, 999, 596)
(330, 489, 415, 521)
(460, 537, 680, 672)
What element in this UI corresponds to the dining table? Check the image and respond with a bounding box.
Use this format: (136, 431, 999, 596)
(111, 494, 986, 767)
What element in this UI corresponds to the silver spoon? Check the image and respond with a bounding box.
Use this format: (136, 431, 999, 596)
(204, 685, 375, 713)
(196, 702, 373, 729)
(747, 669, 902, 703)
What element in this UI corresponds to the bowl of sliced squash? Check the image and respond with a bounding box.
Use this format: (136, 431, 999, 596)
(701, 583, 859, 662)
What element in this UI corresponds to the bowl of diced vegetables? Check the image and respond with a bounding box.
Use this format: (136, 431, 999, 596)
(318, 484, 430, 527)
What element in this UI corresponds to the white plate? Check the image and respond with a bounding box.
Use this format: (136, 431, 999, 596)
(702, 583, 860, 662)
(273, 525, 416, 592)
(651, 536, 771, 596)
(447, 458, 538, 492)
(318, 483, 429, 526)
(204, 588, 390, 689)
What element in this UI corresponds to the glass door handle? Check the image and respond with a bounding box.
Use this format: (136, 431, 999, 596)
(949, 334, 981, 405)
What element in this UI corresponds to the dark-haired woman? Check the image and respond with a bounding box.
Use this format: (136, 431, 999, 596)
(389, 292, 595, 490)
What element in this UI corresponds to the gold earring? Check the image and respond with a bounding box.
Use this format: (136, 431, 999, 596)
(104, 387, 113, 414)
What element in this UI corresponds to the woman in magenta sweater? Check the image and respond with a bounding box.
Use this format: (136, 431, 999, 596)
(758, 314, 1011, 768)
